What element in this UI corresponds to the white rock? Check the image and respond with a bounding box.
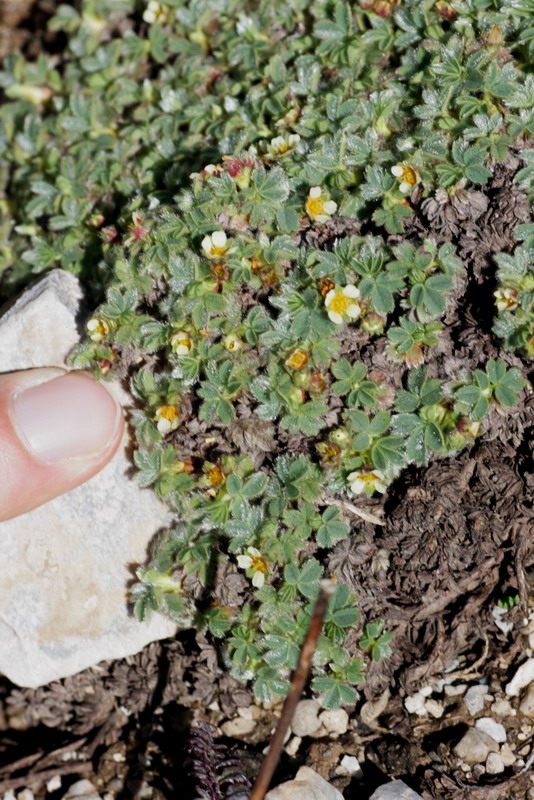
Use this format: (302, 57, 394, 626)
(369, 780, 424, 799)
(61, 781, 101, 799)
(491, 698, 515, 717)
(475, 717, 506, 743)
(454, 729, 499, 763)
(500, 743, 517, 767)
(519, 682, 534, 718)
(0, 271, 82, 370)
(425, 699, 444, 719)
(486, 752, 505, 775)
(221, 717, 256, 737)
(404, 692, 427, 717)
(46, 775, 62, 792)
(319, 708, 349, 735)
(506, 659, 534, 697)
(265, 766, 344, 800)
(291, 700, 322, 737)
(17, 792, 34, 800)
(0, 272, 177, 688)
(285, 736, 301, 757)
(464, 685, 488, 716)
(444, 683, 467, 697)
(335, 755, 363, 778)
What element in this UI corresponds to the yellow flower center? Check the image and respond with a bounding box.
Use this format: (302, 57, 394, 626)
(207, 466, 223, 485)
(159, 405, 178, 421)
(306, 197, 324, 216)
(251, 556, 268, 574)
(401, 167, 417, 185)
(329, 294, 350, 314)
(286, 349, 308, 369)
(359, 472, 377, 483)
(210, 245, 226, 256)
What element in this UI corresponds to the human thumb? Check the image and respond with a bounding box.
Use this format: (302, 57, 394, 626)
(0, 368, 123, 521)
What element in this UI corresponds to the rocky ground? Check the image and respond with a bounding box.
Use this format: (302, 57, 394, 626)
(1, 3, 534, 799)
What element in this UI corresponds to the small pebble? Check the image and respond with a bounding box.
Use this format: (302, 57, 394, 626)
(221, 717, 256, 737)
(500, 743, 517, 767)
(486, 752, 505, 775)
(61, 780, 101, 799)
(519, 683, 534, 718)
(425, 699, 444, 719)
(491, 698, 515, 717)
(319, 709, 349, 735)
(404, 692, 427, 716)
(17, 792, 34, 800)
(335, 755, 363, 778)
(464, 685, 488, 716)
(46, 776, 62, 792)
(444, 684, 467, 697)
(475, 717, 506, 743)
(284, 736, 301, 757)
(506, 659, 534, 697)
(291, 700, 321, 737)
(454, 729, 499, 763)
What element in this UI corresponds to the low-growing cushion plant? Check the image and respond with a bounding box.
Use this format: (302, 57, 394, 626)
(1, 0, 532, 708)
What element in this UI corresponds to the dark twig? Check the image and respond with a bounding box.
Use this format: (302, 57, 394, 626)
(0, 761, 93, 794)
(248, 580, 335, 800)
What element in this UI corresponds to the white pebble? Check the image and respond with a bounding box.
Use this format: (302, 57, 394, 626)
(404, 692, 427, 716)
(486, 752, 505, 775)
(506, 659, 534, 697)
(491, 698, 515, 717)
(464, 685, 488, 716)
(221, 717, 256, 737)
(500, 743, 517, 767)
(475, 717, 507, 743)
(519, 683, 534, 718)
(425, 699, 444, 719)
(285, 736, 301, 757)
(291, 700, 321, 737)
(319, 709, 349, 735)
(444, 683, 467, 697)
(46, 775, 62, 792)
(335, 755, 363, 778)
(454, 729, 499, 763)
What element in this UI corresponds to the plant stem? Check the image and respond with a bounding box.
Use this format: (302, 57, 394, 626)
(248, 580, 335, 800)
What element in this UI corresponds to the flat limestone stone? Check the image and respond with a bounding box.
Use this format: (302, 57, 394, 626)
(265, 766, 344, 800)
(0, 271, 177, 688)
(369, 780, 424, 799)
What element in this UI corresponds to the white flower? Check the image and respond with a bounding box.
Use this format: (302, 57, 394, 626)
(223, 333, 243, 352)
(266, 134, 301, 158)
(306, 186, 337, 222)
(143, 1, 168, 24)
(170, 330, 193, 355)
(347, 469, 387, 496)
(155, 405, 180, 435)
(324, 285, 362, 325)
(391, 163, 418, 194)
(236, 547, 268, 588)
(87, 317, 110, 342)
(201, 230, 229, 259)
(494, 287, 519, 312)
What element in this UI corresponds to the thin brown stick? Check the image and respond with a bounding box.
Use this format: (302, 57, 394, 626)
(249, 580, 335, 800)
(0, 761, 92, 794)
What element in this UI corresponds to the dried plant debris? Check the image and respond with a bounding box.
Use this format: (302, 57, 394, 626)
(185, 722, 251, 800)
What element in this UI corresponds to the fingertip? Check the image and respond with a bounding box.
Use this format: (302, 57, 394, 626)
(0, 369, 124, 521)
